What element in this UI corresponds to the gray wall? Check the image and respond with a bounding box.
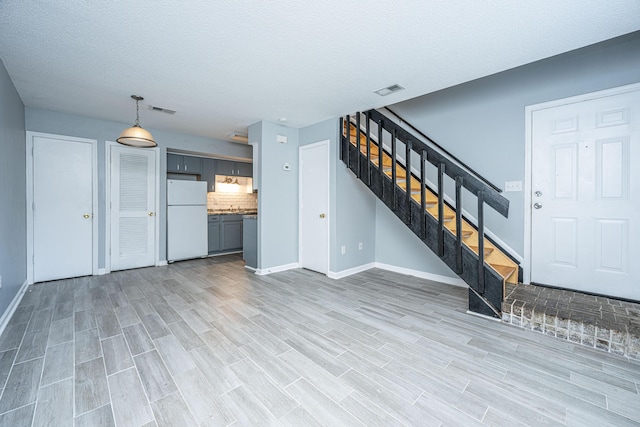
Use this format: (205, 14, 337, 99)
(0, 59, 26, 315)
(252, 121, 300, 270)
(389, 31, 640, 256)
(25, 107, 252, 266)
(300, 118, 376, 273)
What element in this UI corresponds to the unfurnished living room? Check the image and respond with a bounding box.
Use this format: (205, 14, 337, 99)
(1, 1, 640, 426)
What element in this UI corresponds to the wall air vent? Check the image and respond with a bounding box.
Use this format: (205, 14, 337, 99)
(374, 84, 405, 96)
(149, 105, 176, 115)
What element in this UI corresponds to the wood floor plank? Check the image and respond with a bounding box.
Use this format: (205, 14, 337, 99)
(32, 377, 73, 427)
(75, 357, 110, 415)
(173, 368, 236, 426)
(107, 367, 154, 427)
(0, 357, 43, 413)
(74, 404, 115, 427)
(150, 392, 198, 427)
(134, 350, 177, 402)
(40, 341, 73, 386)
(101, 335, 134, 375)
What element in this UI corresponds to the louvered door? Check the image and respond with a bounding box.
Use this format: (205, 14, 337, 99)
(110, 145, 156, 271)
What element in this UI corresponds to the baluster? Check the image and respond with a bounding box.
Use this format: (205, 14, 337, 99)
(344, 114, 350, 164)
(477, 191, 485, 293)
(420, 150, 427, 239)
(437, 163, 445, 256)
(339, 117, 344, 161)
(455, 177, 463, 273)
(365, 112, 371, 185)
(378, 119, 384, 198)
(405, 140, 412, 224)
(356, 113, 361, 178)
(391, 129, 397, 208)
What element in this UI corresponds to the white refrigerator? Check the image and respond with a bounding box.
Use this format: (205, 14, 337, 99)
(167, 179, 208, 262)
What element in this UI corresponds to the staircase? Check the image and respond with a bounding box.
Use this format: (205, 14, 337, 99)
(341, 110, 520, 318)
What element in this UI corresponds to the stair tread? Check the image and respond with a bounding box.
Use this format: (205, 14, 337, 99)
(490, 264, 518, 280)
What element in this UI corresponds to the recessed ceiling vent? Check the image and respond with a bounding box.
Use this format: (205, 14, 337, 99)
(148, 105, 176, 115)
(374, 84, 405, 96)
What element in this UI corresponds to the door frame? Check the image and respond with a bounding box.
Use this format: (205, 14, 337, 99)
(26, 131, 99, 284)
(523, 82, 640, 285)
(298, 139, 330, 274)
(104, 140, 160, 273)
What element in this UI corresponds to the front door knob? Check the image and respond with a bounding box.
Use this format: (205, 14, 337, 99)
(533, 203, 542, 209)
(83, 213, 90, 218)
(319, 213, 325, 218)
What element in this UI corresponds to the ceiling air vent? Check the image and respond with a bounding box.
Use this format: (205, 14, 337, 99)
(148, 105, 176, 115)
(374, 84, 405, 96)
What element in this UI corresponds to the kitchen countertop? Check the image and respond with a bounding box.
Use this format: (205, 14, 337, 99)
(208, 210, 257, 216)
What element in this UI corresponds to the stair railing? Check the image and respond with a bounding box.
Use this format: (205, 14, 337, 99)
(341, 110, 510, 295)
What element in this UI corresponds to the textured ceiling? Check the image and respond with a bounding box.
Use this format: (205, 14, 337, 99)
(1, 1, 639, 142)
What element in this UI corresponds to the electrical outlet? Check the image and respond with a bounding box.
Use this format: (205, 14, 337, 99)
(358, 242, 363, 250)
(505, 181, 522, 192)
(341, 245, 346, 255)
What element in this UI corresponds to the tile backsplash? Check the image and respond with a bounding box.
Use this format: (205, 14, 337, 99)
(207, 191, 257, 211)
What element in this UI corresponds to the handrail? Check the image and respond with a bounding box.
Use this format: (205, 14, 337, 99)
(364, 109, 509, 218)
(382, 107, 503, 193)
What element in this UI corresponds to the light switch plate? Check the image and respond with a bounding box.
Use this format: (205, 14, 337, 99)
(277, 134, 288, 144)
(505, 181, 522, 192)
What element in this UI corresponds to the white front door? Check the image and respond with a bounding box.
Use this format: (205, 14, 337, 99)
(33, 135, 94, 282)
(299, 141, 329, 274)
(110, 145, 157, 271)
(530, 86, 640, 300)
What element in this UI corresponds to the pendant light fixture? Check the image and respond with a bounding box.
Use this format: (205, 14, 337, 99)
(117, 95, 157, 147)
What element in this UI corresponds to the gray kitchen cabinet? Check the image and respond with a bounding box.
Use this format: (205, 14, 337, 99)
(208, 215, 221, 253)
(208, 214, 242, 253)
(236, 162, 253, 177)
(167, 154, 202, 174)
(202, 158, 216, 192)
(215, 159, 235, 176)
(215, 159, 252, 177)
(167, 153, 182, 173)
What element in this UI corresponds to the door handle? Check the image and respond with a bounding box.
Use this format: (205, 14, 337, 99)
(319, 213, 325, 218)
(533, 203, 542, 209)
(83, 213, 91, 218)
(149, 212, 155, 217)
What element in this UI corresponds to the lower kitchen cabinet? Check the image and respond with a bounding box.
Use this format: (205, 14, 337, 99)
(208, 214, 242, 254)
(221, 220, 242, 251)
(208, 216, 221, 253)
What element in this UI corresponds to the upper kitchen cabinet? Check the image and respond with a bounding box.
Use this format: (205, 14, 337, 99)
(201, 158, 216, 192)
(216, 159, 252, 177)
(167, 154, 202, 174)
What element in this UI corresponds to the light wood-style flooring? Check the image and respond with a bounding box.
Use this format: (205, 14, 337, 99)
(0, 255, 638, 426)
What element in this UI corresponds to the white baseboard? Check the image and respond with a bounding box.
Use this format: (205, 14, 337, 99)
(255, 262, 300, 276)
(0, 280, 30, 338)
(156, 260, 168, 267)
(244, 265, 257, 272)
(374, 262, 467, 287)
(326, 261, 466, 288)
(328, 263, 376, 279)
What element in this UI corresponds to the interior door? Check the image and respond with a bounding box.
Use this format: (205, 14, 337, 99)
(33, 136, 93, 282)
(299, 141, 329, 274)
(531, 87, 639, 300)
(110, 145, 156, 271)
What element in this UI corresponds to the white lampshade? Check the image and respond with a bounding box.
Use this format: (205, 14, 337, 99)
(117, 124, 156, 147)
(117, 95, 157, 148)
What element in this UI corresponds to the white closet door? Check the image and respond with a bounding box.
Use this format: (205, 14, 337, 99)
(299, 141, 329, 274)
(33, 136, 94, 282)
(110, 145, 156, 271)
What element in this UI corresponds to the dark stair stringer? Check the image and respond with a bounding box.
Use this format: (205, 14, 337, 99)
(340, 110, 521, 318)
